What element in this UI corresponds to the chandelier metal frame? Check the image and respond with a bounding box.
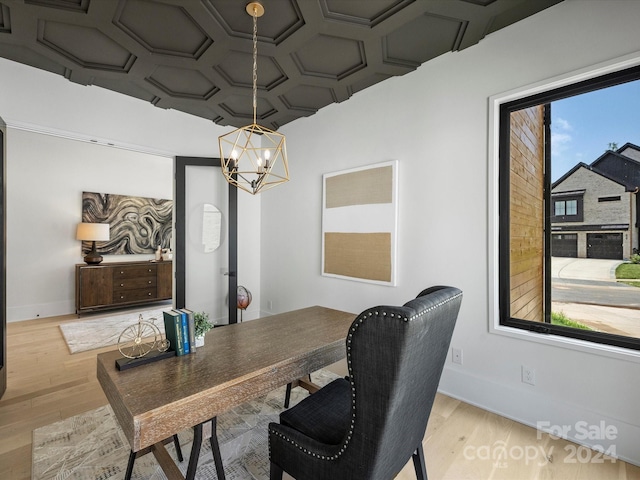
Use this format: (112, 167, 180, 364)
(218, 1, 289, 195)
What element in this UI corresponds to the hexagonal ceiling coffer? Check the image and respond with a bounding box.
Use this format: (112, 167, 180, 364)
(114, 0, 212, 58)
(219, 94, 277, 122)
(280, 85, 337, 113)
(38, 20, 135, 72)
(460, 0, 497, 6)
(383, 13, 464, 68)
(26, 0, 89, 13)
(214, 51, 287, 91)
(202, 0, 303, 45)
(0, 4, 11, 34)
(292, 34, 365, 80)
(320, 0, 414, 27)
(146, 66, 219, 100)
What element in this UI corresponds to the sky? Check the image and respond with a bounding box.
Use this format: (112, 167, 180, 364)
(551, 79, 640, 181)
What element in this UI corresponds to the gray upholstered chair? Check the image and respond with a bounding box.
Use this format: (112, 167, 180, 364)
(268, 286, 463, 480)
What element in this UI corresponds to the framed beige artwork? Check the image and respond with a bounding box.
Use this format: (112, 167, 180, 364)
(322, 160, 398, 286)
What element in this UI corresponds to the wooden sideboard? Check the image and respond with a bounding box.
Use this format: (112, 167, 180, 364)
(76, 260, 172, 314)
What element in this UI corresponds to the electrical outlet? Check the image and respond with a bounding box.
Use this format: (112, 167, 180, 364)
(452, 347, 463, 365)
(267, 300, 273, 311)
(522, 365, 536, 385)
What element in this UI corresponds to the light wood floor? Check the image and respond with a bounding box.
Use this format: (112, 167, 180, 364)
(1, 314, 639, 480)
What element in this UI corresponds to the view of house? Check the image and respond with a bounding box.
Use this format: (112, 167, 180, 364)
(552, 143, 640, 259)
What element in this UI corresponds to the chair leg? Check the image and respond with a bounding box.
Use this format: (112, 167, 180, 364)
(209, 417, 226, 480)
(270, 461, 284, 480)
(173, 434, 184, 462)
(412, 443, 427, 480)
(124, 449, 136, 480)
(284, 383, 292, 408)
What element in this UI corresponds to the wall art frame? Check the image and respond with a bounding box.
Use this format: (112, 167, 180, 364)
(82, 191, 173, 255)
(322, 160, 398, 286)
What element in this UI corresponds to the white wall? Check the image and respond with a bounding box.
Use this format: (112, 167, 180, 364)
(0, 58, 262, 323)
(260, 0, 640, 466)
(6, 129, 172, 321)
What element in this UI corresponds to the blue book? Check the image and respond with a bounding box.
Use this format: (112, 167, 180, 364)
(179, 310, 190, 354)
(180, 308, 196, 351)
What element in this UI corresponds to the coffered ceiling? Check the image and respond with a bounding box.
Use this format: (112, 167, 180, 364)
(0, 0, 562, 129)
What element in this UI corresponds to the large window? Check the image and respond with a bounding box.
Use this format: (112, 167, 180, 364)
(498, 64, 640, 351)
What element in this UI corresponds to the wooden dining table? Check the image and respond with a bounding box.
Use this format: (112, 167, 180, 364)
(96, 305, 356, 480)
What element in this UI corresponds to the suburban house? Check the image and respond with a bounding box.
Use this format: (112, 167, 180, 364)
(551, 143, 640, 259)
(2, 0, 640, 477)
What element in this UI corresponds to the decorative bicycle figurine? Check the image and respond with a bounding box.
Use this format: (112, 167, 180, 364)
(117, 314, 169, 359)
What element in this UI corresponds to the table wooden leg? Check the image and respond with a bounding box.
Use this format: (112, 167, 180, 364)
(298, 374, 320, 394)
(126, 435, 184, 480)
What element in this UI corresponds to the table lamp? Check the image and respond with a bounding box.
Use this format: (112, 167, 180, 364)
(76, 222, 110, 264)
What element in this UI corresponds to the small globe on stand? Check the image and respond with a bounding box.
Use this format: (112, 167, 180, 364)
(237, 285, 252, 322)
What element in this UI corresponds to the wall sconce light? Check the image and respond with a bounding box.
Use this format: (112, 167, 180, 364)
(76, 222, 110, 264)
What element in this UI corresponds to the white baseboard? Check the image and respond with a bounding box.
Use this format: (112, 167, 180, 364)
(438, 366, 640, 467)
(7, 300, 75, 322)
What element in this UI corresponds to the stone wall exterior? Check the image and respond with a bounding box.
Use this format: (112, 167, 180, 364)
(552, 166, 634, 258)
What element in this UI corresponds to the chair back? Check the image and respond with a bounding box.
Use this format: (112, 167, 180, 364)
(342, 285, 462, 478)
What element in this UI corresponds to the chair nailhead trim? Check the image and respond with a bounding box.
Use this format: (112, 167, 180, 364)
(270, 291, 462, 462)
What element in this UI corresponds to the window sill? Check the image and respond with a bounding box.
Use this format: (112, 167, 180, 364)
(489, 321, 640, 363)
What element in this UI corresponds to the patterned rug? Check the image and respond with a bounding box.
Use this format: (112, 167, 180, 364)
(32, 370, 339, 480)
(59, 307, 173, 354)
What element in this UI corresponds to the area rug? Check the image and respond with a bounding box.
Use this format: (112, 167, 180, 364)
(60, 307, 173, 354)
(33, 370, 339, 479)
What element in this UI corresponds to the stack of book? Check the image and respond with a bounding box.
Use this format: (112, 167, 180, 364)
(163, 309, 196, 355)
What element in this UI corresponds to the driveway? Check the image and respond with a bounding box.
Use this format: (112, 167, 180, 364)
(551, 257, 640, 337)
(551, 257, 623, 282)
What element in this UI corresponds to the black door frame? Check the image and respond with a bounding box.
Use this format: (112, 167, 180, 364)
(0, 129, 5, 398)
(174, 157, 238, 324)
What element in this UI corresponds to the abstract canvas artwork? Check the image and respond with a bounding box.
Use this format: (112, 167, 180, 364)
(82, 191, 172, 255)
(322, 161, 398, 286)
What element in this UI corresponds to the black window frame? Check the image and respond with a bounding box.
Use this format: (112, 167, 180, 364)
(598, 196, 622, 202)
(499, 64, 640, 351)
(551, 195, 583, 222)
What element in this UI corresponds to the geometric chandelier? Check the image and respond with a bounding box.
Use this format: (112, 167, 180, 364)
(218, 1, 289, 195)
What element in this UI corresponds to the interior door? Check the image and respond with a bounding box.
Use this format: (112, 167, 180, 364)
(175, 157, 237, 325)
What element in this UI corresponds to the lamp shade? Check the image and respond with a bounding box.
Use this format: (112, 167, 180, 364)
(76, 223, 110, 241)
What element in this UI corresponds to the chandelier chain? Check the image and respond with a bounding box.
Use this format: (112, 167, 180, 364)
(252, 8, 258, 125)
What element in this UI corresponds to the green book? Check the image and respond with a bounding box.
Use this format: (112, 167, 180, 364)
(163, 310, 184, 356)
